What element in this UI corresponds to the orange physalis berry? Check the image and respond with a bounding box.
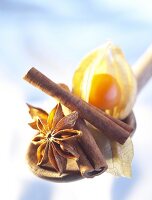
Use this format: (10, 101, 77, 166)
(89, 74, 121, 110)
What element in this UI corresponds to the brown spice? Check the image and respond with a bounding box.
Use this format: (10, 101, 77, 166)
(75, 119, 108, 177)
(58, 83, 108, 177)
(28, 103, 82, 175)
(59, 83, 108, 177)
(92, 105, 133, 132)
(24, 67, 133, 144)
(75, 144, 94, 178)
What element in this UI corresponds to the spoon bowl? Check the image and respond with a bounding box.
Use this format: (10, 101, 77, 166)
(26, 111, 136, 182)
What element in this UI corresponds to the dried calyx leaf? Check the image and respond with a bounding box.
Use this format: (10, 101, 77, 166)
(72, 42, 135, 177)
(107, 137, 134, 177)
(27, 103, 82, 175)
(72, 42, 137, 120)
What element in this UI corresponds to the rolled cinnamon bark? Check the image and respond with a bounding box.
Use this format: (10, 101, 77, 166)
(92, 105, 133, 132)
(75, 119, 107, 175)
(59, 83, 108, 177)
(75, 144, 94, 178)
(60, 82, 132, 132)
(24, 67, 132, 144)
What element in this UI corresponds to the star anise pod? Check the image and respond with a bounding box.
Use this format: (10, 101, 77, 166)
(27, 103, 82, 174)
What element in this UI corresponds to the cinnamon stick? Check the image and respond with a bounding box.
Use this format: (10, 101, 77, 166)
(60, 82, 132, 132)
(76, 119, 107, 174)
(24, 67, 132, 144)
(59, 84, 108, 177)
(75, 143, 95, 178)
(91, 104, 133, 132)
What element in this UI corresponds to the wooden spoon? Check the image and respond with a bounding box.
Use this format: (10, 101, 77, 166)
(26, 112, 136, 183)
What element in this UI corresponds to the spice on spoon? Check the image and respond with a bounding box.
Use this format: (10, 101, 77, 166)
(24, 44, 152, 181)
(59, 83, 108, 177)
(28, 103, 82, 175)
(24, 67, 133, 144)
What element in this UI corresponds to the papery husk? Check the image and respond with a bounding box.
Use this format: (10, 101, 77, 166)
(72, 42, 137, 120)
(72, 43, 136, 177)
(86, 111, 136, 177)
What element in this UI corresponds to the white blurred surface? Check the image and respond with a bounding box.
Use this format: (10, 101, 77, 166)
(0, 1, 152, 200)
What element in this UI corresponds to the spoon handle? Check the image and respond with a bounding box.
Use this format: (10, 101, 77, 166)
(133, 45, 152, 94)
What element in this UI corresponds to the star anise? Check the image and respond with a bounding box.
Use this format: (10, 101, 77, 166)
(27, 103, 82, 174)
